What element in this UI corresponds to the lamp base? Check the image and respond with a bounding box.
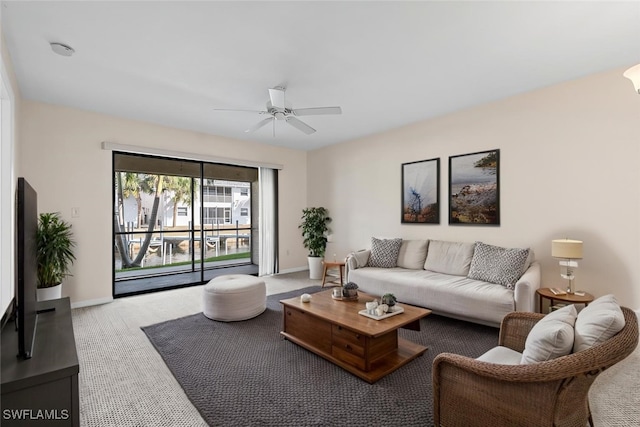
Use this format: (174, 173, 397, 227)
(565, 279, 575, 295)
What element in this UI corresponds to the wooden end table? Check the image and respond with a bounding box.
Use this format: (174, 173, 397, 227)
(321, 260, 345, 287)
(536, 288, 595, 313)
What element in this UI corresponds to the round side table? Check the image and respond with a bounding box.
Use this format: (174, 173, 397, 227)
(536, 288, 594, 313)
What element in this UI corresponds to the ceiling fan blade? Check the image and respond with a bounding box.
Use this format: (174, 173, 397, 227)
(285, 116, 316, 135)
(245, 117, 273, 133)
(213, 108, 267, 114)
(292, 106, 342, 116)
(268, 87, 286, 110)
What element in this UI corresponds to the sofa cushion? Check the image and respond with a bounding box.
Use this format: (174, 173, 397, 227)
(468, 242, 530, 288)
(573, 294, 625, 353)
(367, 237, 402, 268)
(396, 240, 429, 270)
(423, 240, 475, 276)
(521, 304, 577, 364)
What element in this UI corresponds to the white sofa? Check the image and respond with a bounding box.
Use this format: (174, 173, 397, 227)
(346, 239, 541, 327)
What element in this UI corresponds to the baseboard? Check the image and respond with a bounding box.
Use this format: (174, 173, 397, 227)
(71, 296, 113, 309)
(277, 266, 309, 275)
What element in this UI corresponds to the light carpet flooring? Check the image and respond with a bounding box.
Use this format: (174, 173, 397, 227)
(72, 271, 639, 426)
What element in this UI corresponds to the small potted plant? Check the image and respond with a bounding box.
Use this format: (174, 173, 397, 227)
(342, 282, 359, 299)
(36, 212, 76, 301)
(381, 293, 397, 308)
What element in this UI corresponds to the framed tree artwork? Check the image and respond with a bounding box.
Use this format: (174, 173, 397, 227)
(449, 149, 500, 225)
(401, 158, 440, 224)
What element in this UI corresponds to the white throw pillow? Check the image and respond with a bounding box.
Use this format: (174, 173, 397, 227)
(521, 304, 577, 364)
(367, 237, 402, 268)
(396, 240, 429, 270)
(573, 294, 625, 353)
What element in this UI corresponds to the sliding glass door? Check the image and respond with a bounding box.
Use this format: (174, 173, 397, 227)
(112, 153, 259, 296)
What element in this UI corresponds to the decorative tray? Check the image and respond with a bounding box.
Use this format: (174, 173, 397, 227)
(331, 294, 358, 302)
(358, 305, 404, 320)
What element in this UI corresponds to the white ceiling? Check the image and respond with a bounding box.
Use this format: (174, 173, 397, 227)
(2, 1, 639, 151)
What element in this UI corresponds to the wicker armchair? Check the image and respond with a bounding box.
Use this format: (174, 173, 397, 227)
(433, 307, 638, 427)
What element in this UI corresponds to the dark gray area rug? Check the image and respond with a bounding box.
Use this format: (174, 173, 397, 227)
(142, 287, 499, 426)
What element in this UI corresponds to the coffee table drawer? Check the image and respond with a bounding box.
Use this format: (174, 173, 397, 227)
(332, 335, 365, 357)
(284, 308, 331, 353)
(332, 325, 365, 346)
(332, 345, 366, 370)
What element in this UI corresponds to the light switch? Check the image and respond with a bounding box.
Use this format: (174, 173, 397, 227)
(71, 207, 80, 218)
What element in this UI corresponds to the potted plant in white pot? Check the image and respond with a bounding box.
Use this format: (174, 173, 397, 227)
(36, 212, 76, 301)
(299, 207, 331, 280)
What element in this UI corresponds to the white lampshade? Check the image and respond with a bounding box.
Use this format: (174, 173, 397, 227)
(552, 239, 583, 259)
(623, 64, 640, 94)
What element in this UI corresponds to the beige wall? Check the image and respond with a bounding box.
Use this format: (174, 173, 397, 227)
(308, 67, 640, 309)
(15, 66, 640, 310)
(19, 101, 308, 306)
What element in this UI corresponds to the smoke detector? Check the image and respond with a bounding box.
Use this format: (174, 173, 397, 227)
(50, 42, 75, 57)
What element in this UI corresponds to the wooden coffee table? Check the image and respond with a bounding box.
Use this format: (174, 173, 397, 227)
(280, 289, 431, 383)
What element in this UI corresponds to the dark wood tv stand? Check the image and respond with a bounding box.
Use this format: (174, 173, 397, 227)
(1, 297, 79, 427)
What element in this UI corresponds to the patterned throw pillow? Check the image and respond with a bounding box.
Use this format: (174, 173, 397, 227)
(367, 237, 402, 268)
(467, 242, 530, 288)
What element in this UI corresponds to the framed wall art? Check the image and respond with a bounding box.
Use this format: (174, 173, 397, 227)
(401, 158, 440, 224)
(449, 149, 500, 225)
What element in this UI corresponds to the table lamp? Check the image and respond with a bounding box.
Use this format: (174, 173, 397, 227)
(551, 239, 583, 294)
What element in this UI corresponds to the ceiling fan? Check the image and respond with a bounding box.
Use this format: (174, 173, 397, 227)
(213, 87, 342, 136)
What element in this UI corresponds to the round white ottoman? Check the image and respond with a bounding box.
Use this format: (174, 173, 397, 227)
(202, 274, 266, 321)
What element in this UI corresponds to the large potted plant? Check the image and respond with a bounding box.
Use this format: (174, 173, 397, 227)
(299, 207, 331, 279)
(36, 212, 76, 301)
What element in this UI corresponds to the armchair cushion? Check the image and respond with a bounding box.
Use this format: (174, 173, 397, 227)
(521, 304, 577, 364)
(476, 346, 522, 365)
(573, 294, 625, 353)
(368, 237, 402, 268)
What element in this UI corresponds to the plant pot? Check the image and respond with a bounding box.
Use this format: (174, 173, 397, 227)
(308, 256, 324, 280)
(37, 283, 62, 301)
(342, 289, 358, 298)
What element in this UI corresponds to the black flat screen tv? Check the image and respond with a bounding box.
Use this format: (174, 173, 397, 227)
(16, 177, 38, 359)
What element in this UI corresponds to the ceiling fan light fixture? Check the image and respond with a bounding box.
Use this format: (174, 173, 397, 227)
(50, 42, 75, 57)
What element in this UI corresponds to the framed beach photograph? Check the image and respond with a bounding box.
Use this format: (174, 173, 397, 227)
(401, 158, 440, 224)
(449, 149, 500, 225)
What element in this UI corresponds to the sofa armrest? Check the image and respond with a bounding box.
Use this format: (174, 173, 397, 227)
(346, 250, 370, 270)
(345, 250, 370, 280)
(513, 261, 540, 312)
